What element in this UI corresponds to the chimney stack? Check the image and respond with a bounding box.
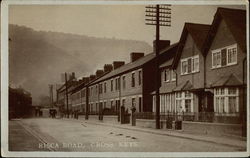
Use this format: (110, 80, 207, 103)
(71, 72, 75, 79)
(96, 69, 104, 77)
(89, 75, 96, 81)
(130, 52, 144, 62)
(153, 40, 170, 53)
(113, 61, 125, 70)
(82, 77, 90, 83)
(104, 64, 113, 73)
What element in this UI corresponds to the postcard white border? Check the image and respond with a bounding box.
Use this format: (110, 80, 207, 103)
(1, 0, 249, 157)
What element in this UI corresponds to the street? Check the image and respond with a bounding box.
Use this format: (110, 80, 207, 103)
(8, 118, 245, 152)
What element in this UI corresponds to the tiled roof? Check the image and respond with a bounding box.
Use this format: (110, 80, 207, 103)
(160, 58, 174, 68)
(172, 23, 210, 69)
(186, 23, 211, 51)
(89, 43, 178, 85)
(210, 74, 243, 87)
(203, 7, 246, 55)
(173, 80, 193, 92)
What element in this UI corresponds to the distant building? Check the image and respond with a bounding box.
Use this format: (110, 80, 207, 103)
(9, 87, 32, 119)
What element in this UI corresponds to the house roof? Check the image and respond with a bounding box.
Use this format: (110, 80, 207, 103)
(172, 23, 210, 69)
(89, 43, 178, 85)
(160, 58, 174, 68)
(173, 80, 193, 92)
(71, 71, 110, 94)
(210, 74, 243, 88)
(203, 7, 246, 55)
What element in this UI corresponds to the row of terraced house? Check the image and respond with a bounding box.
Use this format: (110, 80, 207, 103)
(56, 8, 247, 136)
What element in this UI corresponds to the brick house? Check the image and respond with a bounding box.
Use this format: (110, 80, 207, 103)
(171, 23, 210, 117)
(154, 7, 246, 125)
(152, 43, 178, 114)
(87, 41, 177, 117)
(70, 77, 90, 113)
(202, 8, 246, 123)
(56, 72, 78, 113)
(68, 41, 178, 122)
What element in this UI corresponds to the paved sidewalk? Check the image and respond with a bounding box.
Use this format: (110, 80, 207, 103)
(61, 117, 246, 149)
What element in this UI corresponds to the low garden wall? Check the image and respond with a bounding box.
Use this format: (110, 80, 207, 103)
(182, 121, 242, 137)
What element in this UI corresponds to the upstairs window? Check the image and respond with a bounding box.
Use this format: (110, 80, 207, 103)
(164, 69, 170, 82)
(111, 80, 113, 91)
(227, 46, 237, 65)
(99, 83, 102, 94)
(122, 76, 126, 89)
(104, 82, 106, 93)
(131, 72, 135, 87)
(171, 70, 176, 81)
(115, 78, 118, 90)
(117, 77, 120, 90)
(115, 78, 120, 91)
(212, 44, 237, 68)
(181, 55, 199, 75)
(138, 70, 142, 85)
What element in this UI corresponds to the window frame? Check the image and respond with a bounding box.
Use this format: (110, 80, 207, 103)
(131, 72, 135, 87)
(164, 69, 170, 82)
(138, 70, 142, 85)
(211, 44, 237, 69)
(180, 55, 199, 75)
(213, 87, 239, 114)
(122, 75, 126, 89)
(111, 79, 113, 91)
(171, 70, 176, 81)
(175, 91, 193, 113)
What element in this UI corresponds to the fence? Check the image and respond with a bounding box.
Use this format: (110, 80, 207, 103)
(88, 109, 118, 115)
(134, 112, 241, 124)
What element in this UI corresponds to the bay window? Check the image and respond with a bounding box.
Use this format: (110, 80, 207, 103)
(214, 87, 239, 114)
(175, 91, 193, 113)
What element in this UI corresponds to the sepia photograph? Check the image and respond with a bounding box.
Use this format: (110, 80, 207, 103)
(1, 0, 249, 157)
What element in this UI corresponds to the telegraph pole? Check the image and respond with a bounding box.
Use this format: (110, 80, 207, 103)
(145, 4, 171, 129)
(65, 73, 69, 118)
(49, 84, 54, 107)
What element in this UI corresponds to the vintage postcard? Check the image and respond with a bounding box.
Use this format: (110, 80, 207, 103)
(1, 0, 249, 157)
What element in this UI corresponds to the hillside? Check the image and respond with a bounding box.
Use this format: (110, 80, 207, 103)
(8, 24, 152, 104)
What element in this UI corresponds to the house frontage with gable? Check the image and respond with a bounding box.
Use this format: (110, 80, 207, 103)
(171, 23, 210, 120)
(203, 8, 247, 125)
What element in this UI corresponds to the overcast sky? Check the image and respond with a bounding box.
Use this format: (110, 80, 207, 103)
(9, 4, 246, 45)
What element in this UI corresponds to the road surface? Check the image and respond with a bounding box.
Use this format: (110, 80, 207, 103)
(9, 118, 245, 152)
